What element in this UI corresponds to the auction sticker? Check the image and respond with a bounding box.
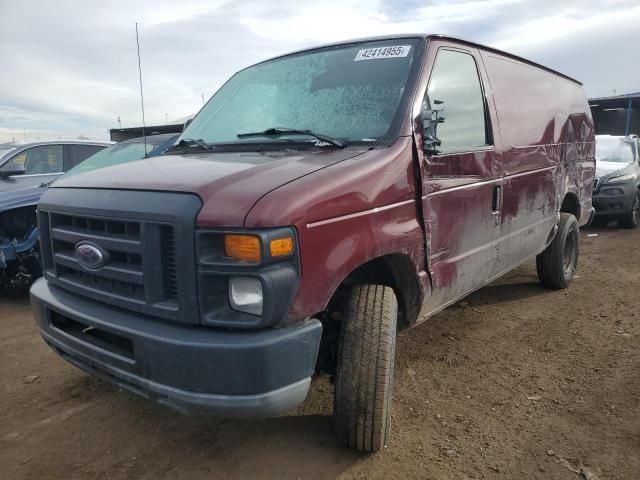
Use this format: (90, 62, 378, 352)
(354, 45, 411, 61)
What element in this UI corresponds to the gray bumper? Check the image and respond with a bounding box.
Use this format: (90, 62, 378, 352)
(30, 278, 322, 417)
(592, 181, 637, 216)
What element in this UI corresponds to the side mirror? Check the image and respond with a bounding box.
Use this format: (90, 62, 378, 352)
(0, 166, 26, 178)
(422, 98, 445, 155)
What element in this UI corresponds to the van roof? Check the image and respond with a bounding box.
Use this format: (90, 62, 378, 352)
(255, 34, 582, 86)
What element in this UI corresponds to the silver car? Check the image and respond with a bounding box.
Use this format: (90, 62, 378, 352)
(0, 140, 112, 192)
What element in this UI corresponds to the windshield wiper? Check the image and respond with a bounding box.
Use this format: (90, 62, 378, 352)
(165, 138, 215, 153)
(237, 127, 345, 148)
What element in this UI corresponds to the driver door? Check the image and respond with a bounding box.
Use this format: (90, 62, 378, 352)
(416, 44, 503, 312)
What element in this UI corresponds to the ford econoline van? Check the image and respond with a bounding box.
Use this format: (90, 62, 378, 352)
(31, 35, 595, 452)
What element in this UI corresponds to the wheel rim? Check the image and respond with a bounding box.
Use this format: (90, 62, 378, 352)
(563, 229, 577, 276)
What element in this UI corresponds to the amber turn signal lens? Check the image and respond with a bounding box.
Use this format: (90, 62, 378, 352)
(224, 234, 261, 262)
(270, 237, 294, 257)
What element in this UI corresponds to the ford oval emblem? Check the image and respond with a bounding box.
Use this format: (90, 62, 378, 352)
(75, 242, 109, 269)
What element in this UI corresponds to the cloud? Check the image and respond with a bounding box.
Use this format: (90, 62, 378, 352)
(0, 0, 638, 142)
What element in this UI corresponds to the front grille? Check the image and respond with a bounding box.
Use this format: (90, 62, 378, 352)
(160, 226, 178, 301)
(37, 188, 202, 324)
(40, 211, 181, 321)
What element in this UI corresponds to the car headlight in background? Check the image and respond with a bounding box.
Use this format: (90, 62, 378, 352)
(229, 276, 263, 316)
(607, 173, 636, 183)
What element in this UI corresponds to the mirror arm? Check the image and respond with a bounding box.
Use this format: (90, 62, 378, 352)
(422, 109, 443, 155)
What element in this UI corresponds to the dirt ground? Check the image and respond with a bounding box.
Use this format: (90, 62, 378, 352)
(1, 223, 638, 480)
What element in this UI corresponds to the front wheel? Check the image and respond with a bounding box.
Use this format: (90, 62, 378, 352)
(536, 213, 579, 289)
(620, 191, 639, 229)
(334, 284, 397, 452)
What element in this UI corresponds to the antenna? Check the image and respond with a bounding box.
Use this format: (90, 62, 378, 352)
(135, 22, 148, 157)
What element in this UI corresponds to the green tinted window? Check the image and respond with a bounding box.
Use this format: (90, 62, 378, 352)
(64, 142, 147, 177)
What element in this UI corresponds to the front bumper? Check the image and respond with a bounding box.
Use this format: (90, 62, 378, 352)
(30, 278, 322, 417)
(592, 181, 637, 216)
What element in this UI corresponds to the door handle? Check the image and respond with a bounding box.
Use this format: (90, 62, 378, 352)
(492, 185, 502, 212)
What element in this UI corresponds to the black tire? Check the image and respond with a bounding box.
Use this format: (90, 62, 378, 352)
(334, 284, 397, 452)
(536, 213, 579, 289)
(620, 191, 639, 229)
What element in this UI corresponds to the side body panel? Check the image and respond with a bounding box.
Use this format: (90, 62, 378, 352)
(411, 41, 503, 313)
(481, 52, 595, 272)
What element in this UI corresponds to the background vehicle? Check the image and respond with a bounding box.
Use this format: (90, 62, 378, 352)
(0, 140, 111, 192)
(30, 35, 594, 452)
(1, 134, 177, 294)
(63, 133, 179, 178)
(592, 134, 640, 228)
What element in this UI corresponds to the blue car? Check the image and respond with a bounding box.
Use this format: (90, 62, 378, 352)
(0, 134, 179, 294)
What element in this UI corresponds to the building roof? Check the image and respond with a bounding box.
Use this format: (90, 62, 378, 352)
(589, 92, 640, 102)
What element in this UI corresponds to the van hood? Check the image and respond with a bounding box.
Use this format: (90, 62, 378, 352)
(51, 148, 368, 227)
(596, 160, 632, 178)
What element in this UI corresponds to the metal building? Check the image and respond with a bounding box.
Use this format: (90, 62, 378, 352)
(109, 123, 186, 142)
(589, 92, 639, 136)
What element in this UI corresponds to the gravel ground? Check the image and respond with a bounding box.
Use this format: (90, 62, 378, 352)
(1, 224, 638, 479)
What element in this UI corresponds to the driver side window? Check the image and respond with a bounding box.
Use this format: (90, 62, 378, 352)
(425, 49, 489, 152)
(2, 145, 64, 176)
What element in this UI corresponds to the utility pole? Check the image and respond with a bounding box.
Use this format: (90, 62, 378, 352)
(201, 92, 205, 104)
(165, 113, 168, 124)
(117, 116, 122, 128)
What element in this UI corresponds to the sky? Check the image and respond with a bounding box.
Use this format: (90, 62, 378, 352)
(0, 0, 639, 142)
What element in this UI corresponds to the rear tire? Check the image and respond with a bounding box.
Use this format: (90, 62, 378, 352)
(536, 213, 579, 289)
(620, 191, 639, 229)
(334, 284, 397, 452)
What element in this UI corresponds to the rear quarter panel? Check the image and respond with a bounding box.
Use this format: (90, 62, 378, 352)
(481, 50, 595, 264)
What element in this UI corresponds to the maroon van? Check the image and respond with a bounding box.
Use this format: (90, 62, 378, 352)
(30, 34, 595, 452)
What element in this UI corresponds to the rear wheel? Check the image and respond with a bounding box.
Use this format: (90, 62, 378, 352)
(536, 213, 579, 289)
(620, 191, 639, 229)
(334, 284, 397, 452)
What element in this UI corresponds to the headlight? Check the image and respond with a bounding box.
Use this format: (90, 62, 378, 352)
(196, 227, 299, 328)
(229, 276, 263, 316)
(607, 173, 636, 183)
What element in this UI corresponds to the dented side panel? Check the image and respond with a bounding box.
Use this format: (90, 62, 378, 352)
(482, 51, 595, 271)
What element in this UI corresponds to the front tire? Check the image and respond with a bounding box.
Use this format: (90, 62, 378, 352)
(620, 191, 639, 229)
(334, 284, 397, 452)
(536, 213, 579, 289)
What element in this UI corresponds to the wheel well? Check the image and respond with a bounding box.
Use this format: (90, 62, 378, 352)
(561, 193, 580, 220)
(331, 254, 421, 329)
(315, 254, 421, 376)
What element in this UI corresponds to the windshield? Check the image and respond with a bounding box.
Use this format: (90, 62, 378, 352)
(64, 142, 149, 177)
(182, 39, 422, 148)
(596, 137, 635, 163)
